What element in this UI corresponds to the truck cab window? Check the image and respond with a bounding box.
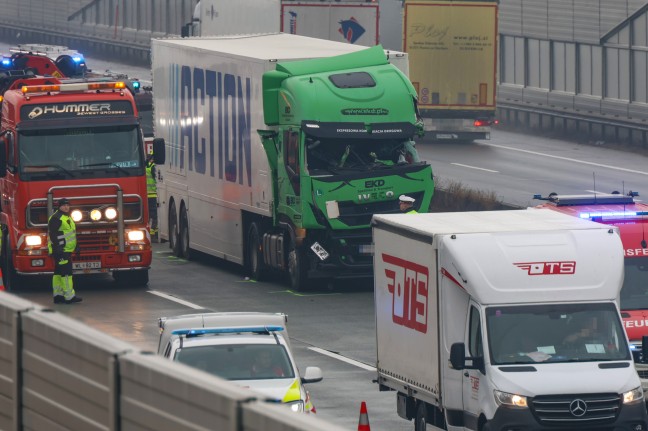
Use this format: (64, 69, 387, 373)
(5, 132, 15, 173)
(468, 305, 483, 358)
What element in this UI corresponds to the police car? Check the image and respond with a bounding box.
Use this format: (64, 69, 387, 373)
(157, 312, 322, 413)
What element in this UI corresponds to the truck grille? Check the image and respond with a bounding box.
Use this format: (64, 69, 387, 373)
(531, 393, 620, 426)
(77, 230, 119, 252)
(337, 191, 425, 227)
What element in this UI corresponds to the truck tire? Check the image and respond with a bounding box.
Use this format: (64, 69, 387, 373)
(247, 222, 267, 281)
(1, 230, 18, 292)
(168, 202, 180, 257)
(113, 269, 149, 287)
(179, 206, 191, 259)
(415, 402, 427, 431)
(288, 243, 308, 291)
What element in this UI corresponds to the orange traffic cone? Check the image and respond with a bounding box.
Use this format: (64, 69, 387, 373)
(358, 401, 370, 431)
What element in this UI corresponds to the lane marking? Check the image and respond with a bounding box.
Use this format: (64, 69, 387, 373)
(308, 347, 376, 371)
(451, 163, 499, 173)
(482, 143, 648, 176)
(148, 290, 205, 309)
(269, 290, 341, 297)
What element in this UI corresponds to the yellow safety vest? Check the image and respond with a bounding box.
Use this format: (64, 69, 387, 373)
(146, 162, 157, 198)
(48, 212, 77, 253)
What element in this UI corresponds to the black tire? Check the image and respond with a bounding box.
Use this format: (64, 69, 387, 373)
(287, 243, 309, 291)
(168, 201, 180, 256)
(179, 206, 190, 259)
(415, 402, 427, 431)
(1, 228, 17, 292)
(113, 269, 149, 287)
(247, 223, 267, 281)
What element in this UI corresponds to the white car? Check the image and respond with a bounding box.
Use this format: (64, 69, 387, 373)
(157, 312, 322, 413)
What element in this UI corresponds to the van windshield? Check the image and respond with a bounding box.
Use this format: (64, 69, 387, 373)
(486, 303, 630, 365)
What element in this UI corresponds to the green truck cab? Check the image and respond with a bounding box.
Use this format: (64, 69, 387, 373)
(257, 46, 434, 289)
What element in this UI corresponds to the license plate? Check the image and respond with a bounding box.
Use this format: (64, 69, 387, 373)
(359, 244, 374, 255)
(73, 261, 101, 270)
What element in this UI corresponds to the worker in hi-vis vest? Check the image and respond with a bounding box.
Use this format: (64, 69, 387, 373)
(399, 195, 418, 214)
(146, 150, 158, 240)
(48, 198, 82, 304)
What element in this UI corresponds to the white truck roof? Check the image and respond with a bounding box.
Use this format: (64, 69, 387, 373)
(154, 33, 407, 67)
(372, 209, 624, 305)
(372, 208, 611, 236)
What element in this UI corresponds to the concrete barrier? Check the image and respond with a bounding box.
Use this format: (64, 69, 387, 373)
(0, 291, 347, 430)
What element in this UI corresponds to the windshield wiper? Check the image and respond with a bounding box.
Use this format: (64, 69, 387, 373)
(24, 164, 75, 178)
(78, 162, 131, 176)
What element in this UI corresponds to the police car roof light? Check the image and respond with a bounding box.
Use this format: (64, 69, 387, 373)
(172, 325, 285, 337)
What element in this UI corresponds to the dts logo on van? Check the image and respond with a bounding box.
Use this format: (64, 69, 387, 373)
(514, 261, 576, 275)
(382, 254, 428, 334)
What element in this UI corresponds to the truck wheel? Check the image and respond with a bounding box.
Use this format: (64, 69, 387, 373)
(113, 270, 149, 287)
(288, 244, 308, 291)
(1, 230, 17, 292)
(179, 206, 191, 259)
(168, 202, 180, 257)
(415, 402, 427, 431)
(247, 223, 267, 281)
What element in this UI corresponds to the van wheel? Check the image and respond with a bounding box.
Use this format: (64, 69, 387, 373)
(168, 202, 180, 256)
(288, 243, 308, 291)
(179, 206, 190, 259)
(415, 402, 427, 431)
(247, 223, 267, 281)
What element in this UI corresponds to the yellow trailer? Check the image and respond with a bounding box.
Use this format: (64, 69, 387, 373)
(404, 0, 498, 140)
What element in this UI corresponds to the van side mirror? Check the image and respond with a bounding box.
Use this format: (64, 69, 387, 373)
(153, 138, 165, 165)
(450, 343, 466, 370)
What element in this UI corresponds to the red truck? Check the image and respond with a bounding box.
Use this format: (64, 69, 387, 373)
(533, 192, 648, 393)
(0, 76, 164, 290)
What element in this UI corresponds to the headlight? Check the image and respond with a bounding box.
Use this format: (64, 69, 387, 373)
(105, 207, 117, 220)
(90, 209, 102, 221)
(127, 230, 144, 241)
(70, 210, 83, 222)
(623, 386, 644, 404)
(286, 400, 304, 413)
(494, 390, 528, 408)
(25, 235, 42, 246)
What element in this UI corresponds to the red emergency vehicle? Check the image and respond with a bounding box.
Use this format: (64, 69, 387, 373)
(533, 192, 648, 347)
(0, 79, 164, 290)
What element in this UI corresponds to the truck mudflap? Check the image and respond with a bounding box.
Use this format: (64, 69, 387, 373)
(305, 228, 374, 280)
(484, 397, 648, 431)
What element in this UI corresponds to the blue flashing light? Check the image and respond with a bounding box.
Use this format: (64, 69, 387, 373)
(1, 57, 11, 67)
(132, 80, 141, 90)
(172, 325, 284, 336)
(72, 55, 84, 63)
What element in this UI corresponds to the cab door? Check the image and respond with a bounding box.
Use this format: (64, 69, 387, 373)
(462, 303, 486, 429)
